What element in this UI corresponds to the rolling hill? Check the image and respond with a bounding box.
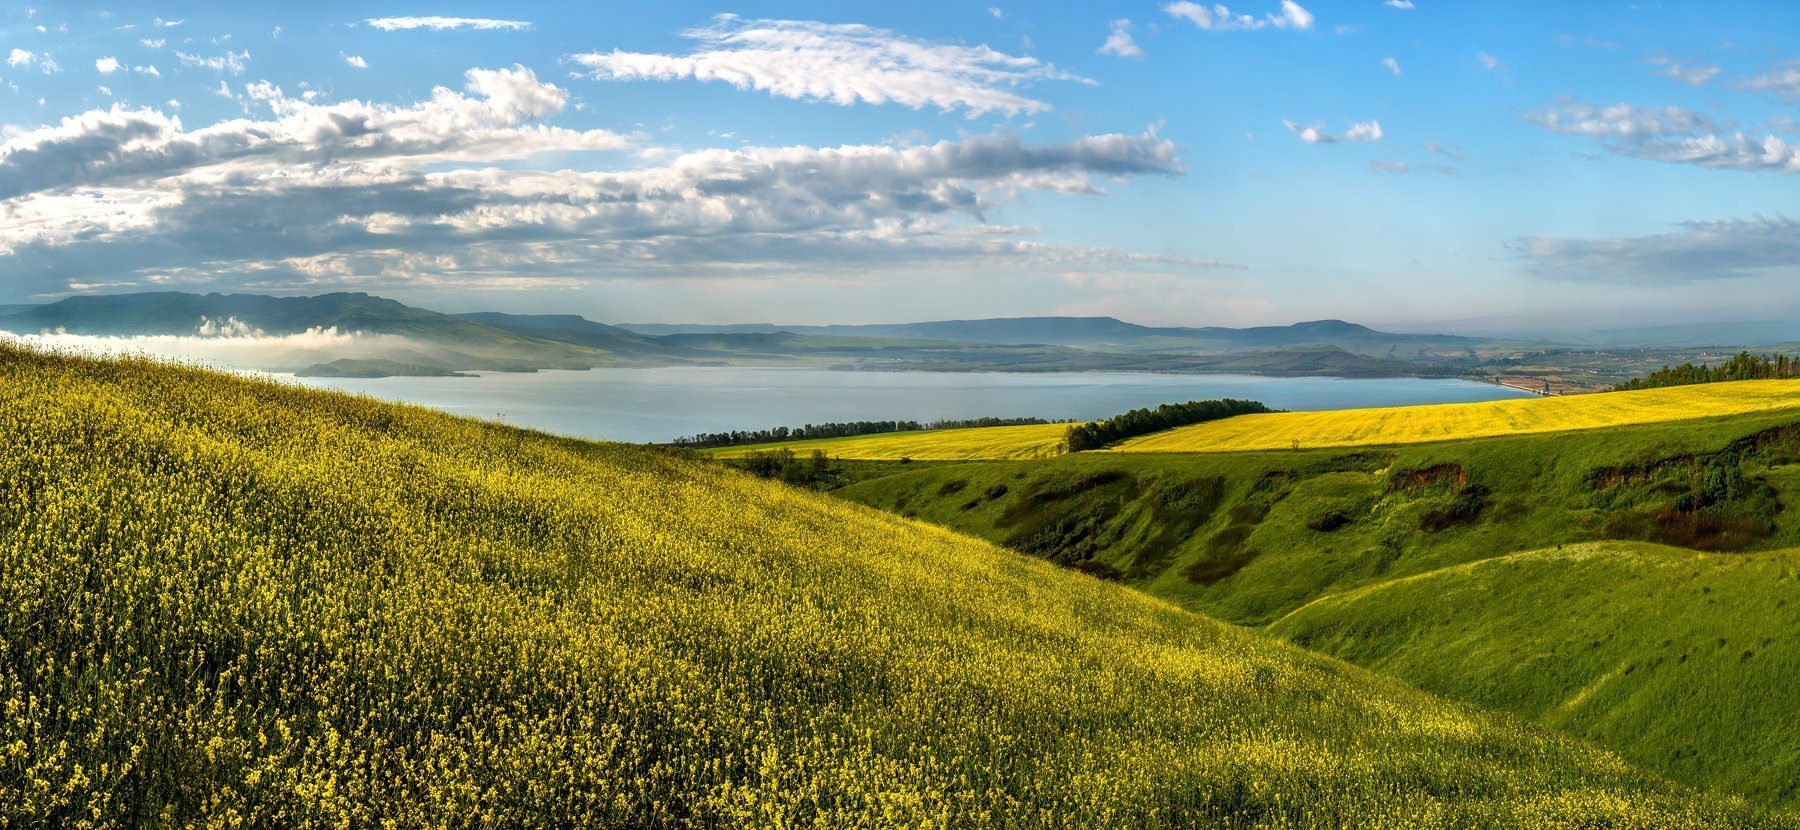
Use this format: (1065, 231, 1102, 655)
(831, 398, 1800, 811)
(1269, 541, 1800, 808)
(0, 342, 1780, 827)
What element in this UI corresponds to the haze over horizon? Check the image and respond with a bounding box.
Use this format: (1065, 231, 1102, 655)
(2, 2, 1798, 332)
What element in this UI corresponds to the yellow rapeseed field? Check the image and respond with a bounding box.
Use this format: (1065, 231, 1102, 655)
(1117, 379, 1800, 453)
(706, 422, 1072, 461)
(0, 345, 1785, 827)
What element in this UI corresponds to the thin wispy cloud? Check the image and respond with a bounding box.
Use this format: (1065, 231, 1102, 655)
(572, 14, 1089, 117)
(176, 49, 251, 75)
(1163, 1, 1315, 32)
(1099, 19, 1145, 59)
(1740, 60, 1800, 103)
(365, 16, 532, 31)
(1521, 216, 1800, 285)
(1382, 57, 1401, 76)
(1384, 0, 1415, 8)
(1478, 51, 1504, 71)
(1647, 55, 1721, 87)
(343, 54, 368, 69)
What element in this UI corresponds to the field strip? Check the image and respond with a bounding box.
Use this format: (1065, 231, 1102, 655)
(1113, 379, 1800, 454)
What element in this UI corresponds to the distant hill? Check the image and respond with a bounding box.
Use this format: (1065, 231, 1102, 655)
(620, 315, 1480, 357)
(0, 343, 1778, 827)
(0, 291, 1477, 377)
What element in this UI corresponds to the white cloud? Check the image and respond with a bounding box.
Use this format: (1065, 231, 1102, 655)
(0, 73, 1193, 296)
(364, 16, 531, 32)
(1527, 102, 1800, 174)
(139, 37, 165, 49)
(1647, 55, 1721, 86)
(154, 17, 182, 27)
(1740, 60, 1800, 102)
(343, 53, 368, 69)
(1382, 56, 1400, 76)
(95, 56, 120, 74)
(1099, 19, 1144, 59)
(988, 7, 1003, 19)
(1283, 118, 1383, 143)
(1163, 1, 1314, 32)
(572, 14, 1088, 117)
(0, 324, 413, 371)
(1521, 216, 1800, 285)
(1478, 51, 1504, 71)
(7, 48, 31, 67)
(1384, 0, 1414, 8)
(134, 64, 159, 77)
(176, 49, 251, 75)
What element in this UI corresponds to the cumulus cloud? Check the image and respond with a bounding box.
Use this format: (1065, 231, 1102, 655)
(1382, 57, 1400, 76)
(95, 56, 120, 74)
(0, 64, 1200, 296)
(1527, 102, 1800, 173)
(1099, 19, 1144, 58)
(1520, 216, 1800, 285)
(343, 53, 368, 68)
(571, 13, 1088, 117)
(1163, 1, 1314, 32)
(1384, 0, 1414, 8)
(135, 64, 160, 77)
(139, 37, 165, 48)
(365, 16, 531, 31)
(8, 48, 31, 67)
(1283, 118, 1382, 143)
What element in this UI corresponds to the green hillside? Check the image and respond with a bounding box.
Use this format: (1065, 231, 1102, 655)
(832, 404, 1800, 812)
(0, 343, 1778, 827)
(1268, 542, 1800, 809)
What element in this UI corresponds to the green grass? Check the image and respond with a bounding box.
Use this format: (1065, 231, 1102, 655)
(1269, 541, 1800, 809)
(3, 344, 1780, 826)
(835, 405, 1800, 812)
(3, 342, 1785, 820)
(705, 422, 1072, 461)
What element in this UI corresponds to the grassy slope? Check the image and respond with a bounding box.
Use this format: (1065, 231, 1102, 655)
(1, 346, 1774, 827)
(1269, 542, 1800, 808)
(705, 423, 1073, 461)
(833, 405, 1800, 812)
(1117, 378, 1800, 453)
(838, 406, 1800, 625)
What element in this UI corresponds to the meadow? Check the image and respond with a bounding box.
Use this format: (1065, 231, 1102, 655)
(1116, 378, 1800, 453)
(5, 344, 1782, 826)
(1270, 541, 1800, 808)
(836, 403, 1800, 809)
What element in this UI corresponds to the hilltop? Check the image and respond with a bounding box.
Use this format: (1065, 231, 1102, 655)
(0, 343, 1778, 827)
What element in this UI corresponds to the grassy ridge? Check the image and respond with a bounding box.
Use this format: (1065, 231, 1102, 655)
(1269, 542, 1800, 808)
(705, 422, 1072, 461)
(0, 345, 1783, 827)
(1116, 379, 1800, 453)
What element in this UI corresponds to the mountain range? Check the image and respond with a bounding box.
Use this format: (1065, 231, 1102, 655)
(0, 291, 1487, 377)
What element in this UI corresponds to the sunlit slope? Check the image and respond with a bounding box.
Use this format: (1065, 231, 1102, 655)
(0, 347, 1784, 828)
(705, 422, 1070, 460)
(1270, 542, 1800, 809)
(1117, 379, 1800, 453)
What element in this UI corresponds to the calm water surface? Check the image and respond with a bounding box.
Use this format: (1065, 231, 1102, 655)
(286, 367, 1533, 444)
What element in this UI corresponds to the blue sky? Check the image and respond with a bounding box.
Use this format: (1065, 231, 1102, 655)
(2, 1, 1799, 331)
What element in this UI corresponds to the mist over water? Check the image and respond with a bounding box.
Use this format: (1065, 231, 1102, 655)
(286, 366, 1534, 444)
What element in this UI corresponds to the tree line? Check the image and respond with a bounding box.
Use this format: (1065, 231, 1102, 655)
(1614, 352, 1800, 392)
(1063, 399, 1272, 452)
(671, 416, 1068, 449)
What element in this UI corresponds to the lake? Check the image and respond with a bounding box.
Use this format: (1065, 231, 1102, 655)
(283, 367, 1534, 444)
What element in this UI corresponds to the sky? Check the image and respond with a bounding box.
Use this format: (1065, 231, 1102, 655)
(2, 1, 1799, 331)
